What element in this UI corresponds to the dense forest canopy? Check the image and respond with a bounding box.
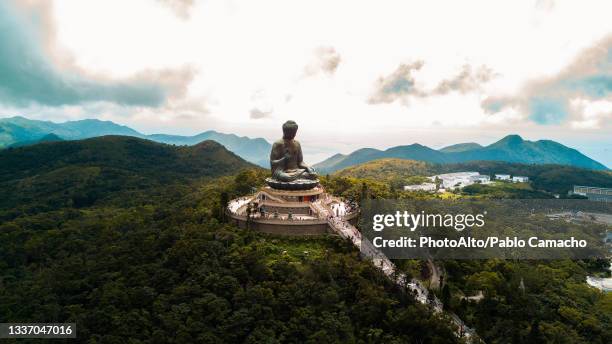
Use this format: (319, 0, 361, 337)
(326, 160, 612, 343)
(0, 137, 460, 343)
(0, 137, 610, 343)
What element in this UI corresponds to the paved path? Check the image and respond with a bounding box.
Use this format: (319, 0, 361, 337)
(327, 213, 478, 341)
(428, 258, 444, 290)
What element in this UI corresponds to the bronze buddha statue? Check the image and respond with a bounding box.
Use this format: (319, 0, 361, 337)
(269, 120, 318, 183)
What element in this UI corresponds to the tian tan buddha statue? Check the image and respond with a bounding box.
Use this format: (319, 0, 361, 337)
(267, 121, 318, 188)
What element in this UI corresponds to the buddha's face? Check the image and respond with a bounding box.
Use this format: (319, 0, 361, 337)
(282, 121, 298, 140)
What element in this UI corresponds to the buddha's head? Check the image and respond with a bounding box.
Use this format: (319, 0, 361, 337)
(282, 120, 298, 140)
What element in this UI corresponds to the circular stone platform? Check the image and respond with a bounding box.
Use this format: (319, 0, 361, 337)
(265, 177, 319, 190)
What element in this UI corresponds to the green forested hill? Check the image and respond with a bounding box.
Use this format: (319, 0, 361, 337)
(321, 169, 612, 343)
(333, 158, 612, 195)
(0, 136, 255, 214)
(332, 159, 435, 191)
(1, 137, 610, 343)
(0, 138, 459, 343)
(333, 158, 434, 180)
(0, 135, 252, 180)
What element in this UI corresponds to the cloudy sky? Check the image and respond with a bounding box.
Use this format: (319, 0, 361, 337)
(1, 0, 611, 166)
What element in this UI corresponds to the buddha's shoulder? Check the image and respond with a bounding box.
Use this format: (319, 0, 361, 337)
(272, 139, 301, 146)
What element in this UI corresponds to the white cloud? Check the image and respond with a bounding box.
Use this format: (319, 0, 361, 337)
(569, 98, 612, 129)
(483, 34, 611, 125)
(250, 108, 273, 119)
(157, 0, 195, 19)
(303, 46, 342, 77)
(1, 0, 611, 165)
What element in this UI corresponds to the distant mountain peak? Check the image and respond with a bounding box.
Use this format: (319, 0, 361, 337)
(328, 153, 346, 159)
(192, 139, 224, 149)
(439, 142, 483, 153)
(40, 133, 63, 140)
(399, 143, 427, 149)
(495, 134, 524, 145)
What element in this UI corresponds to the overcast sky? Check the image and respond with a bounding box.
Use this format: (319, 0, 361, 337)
(0, 0, 610, 166)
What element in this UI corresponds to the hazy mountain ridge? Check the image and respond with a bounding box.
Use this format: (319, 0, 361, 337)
(314, 134, 608, 172)
(439, 142, 483, 153)
(2, 117, 607, 171)
(8, 133, 63, 147)
(148, 131, 270, 167)
(0, 116, 271, 166)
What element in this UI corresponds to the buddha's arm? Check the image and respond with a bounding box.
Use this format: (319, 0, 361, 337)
(296, 143, 315, 172)
(270, 143, 288, 167)
(271, 156, 286, 165)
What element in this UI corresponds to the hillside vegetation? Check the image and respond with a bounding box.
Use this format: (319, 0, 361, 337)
(436, 161, 612, 195)
(321, 168, 612, 343)
(0, 138, 459, 343)
(333, 158, 612, 195)
(0, 136, 255, 216)
(1, 138, 610, 343)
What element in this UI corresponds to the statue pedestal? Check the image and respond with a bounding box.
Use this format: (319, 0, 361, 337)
(265, 177, 319, 190)
(226, 184, 359, 236)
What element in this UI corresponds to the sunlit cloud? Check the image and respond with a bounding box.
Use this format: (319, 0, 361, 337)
(250, 107, 273, 119)
(368, 61, 425, 104)
(303, 46, 342, 77)
(369, 62, 495, 104)
(483, 34, 612, 125)
(0, 0, 194, 108)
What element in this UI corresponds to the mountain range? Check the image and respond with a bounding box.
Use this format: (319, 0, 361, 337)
(1, 116, 608, 172)
(314, 134, 608, 172)
(0, 116, 270, 166)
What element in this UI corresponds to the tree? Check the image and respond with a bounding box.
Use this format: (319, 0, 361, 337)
(234, 169, 262, 195)
(219, 192, 229, 222)
(441, 284, 451, 310)
(526, 319, 542, 343)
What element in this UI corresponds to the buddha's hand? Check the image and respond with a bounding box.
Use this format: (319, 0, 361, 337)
(283, 151, 292, 160)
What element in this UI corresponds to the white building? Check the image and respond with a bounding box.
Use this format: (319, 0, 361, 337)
(512, 176, 529, 183)
(495, 174, 511, 181)
(573, 185, 612, 202)
(429, 172, 490, 190)
(472, 175, 491, 184)
(404, 183, 437, 192)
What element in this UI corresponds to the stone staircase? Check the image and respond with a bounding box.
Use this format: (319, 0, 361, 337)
(310, 200, 332, 219)
(327, 215, 479, 341)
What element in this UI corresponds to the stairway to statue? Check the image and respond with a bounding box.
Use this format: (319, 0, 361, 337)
(327, 215, 479, 341)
